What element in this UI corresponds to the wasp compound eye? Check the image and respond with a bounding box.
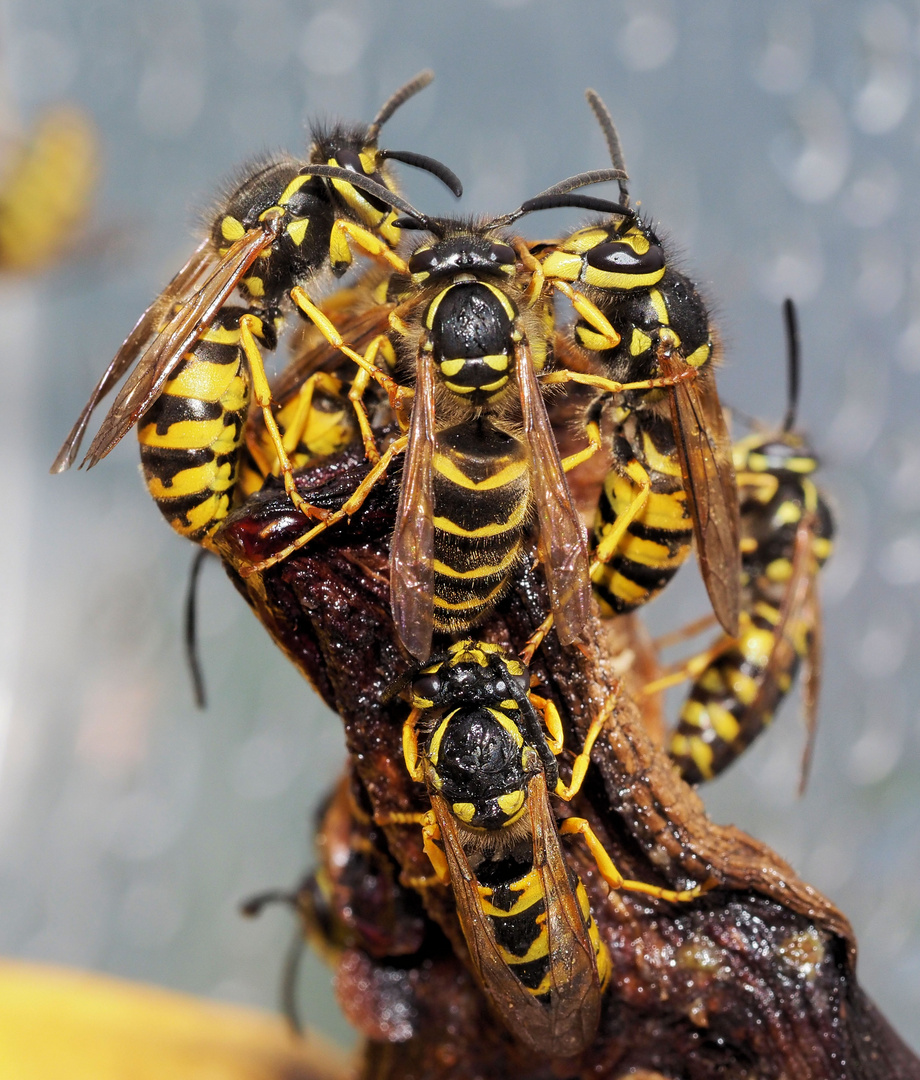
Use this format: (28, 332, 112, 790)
(487, 242, 516, 266)
(334, 148, 367, 174)
(412, 671, 443, 701)
(408, 247, 440, 276)
(586, 240, 665, 276)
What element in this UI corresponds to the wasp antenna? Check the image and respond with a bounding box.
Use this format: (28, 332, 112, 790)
(379, 149, 463, 198)
(782, 298, 800, 433)
(585, 89, 630, 205)
(526, 168, 630, 202)
(303, 164, 431, 224)
(367, 69, 434, 141)
(184, 547, 211, 709)
(239, 888, 297, 918)
(518, 191, 633, 218)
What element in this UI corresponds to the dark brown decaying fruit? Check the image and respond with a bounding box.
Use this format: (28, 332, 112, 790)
(214, 441, 920, 1080)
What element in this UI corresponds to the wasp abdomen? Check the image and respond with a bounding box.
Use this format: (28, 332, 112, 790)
(431, 418, 530, 632)
(591, 417, 693, 615)
(670, 440, 834, 784)
(138, 309, 252, 541)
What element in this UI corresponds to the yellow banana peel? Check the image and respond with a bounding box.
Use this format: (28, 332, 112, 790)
(0, 959, 352, 1080)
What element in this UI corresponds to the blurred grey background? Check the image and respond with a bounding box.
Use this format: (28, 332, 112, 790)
(0, 0, 918, 1053)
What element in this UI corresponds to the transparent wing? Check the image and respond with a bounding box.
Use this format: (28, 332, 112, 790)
(660, 351, 741, 636)
(519, 340, 591, 647)
(527, 776, 603, 1055)
(432, 781, 599, 1058)
(390, 351, 436, 660)
(750, 515, 822, 794)
(51, 237, 214, 473)
(82, 225, 276, 468)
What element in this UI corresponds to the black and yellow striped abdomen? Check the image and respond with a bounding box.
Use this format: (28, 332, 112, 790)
(670, 439, 834, 784)
(477, 861, 610, 1001)
(591, 414, 693, 615)
(431, 417, 530, 633)
(138, 308, 253, 542)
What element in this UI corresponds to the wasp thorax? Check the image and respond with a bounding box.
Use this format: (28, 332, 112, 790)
(429, 281, 516, 405)
(433, 708, 526, 808)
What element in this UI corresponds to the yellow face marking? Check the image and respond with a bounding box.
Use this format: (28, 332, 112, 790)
(562, 227, 609, 254)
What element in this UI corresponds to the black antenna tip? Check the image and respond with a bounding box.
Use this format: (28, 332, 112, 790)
(781, 298, 801, 433)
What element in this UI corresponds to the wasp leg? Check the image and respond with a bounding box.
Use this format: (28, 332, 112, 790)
(548, 280, 621, 348)
(542, 366, 698, 397)
(559, 818, 712, 903)
(375, 808, 448, 887)
(239, 314, 329, 523)
(651, 612, 720, 652)
(560, 417, 603, 473)
(347, 333, 402, 463)
(328, 218, 409, 277)
(527, 693, 565, 755)
(289, 286, 411, 416)
(238, 434, 409, 576)
(549, 692, 617, 801)
(512, 237, 545, 306)
(641, 631, 739, 698)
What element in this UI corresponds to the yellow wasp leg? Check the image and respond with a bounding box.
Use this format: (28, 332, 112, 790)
(560, 418, 603, 473)
(329, 218, 410, 276)
(542, 366, 698, 396)
(375, 808, 448, 887)
(521, 439, 647, 666)
(652, 612, 720, 652)
(401, 708, 425, 782)
(593, 458, 652, 566)
(512, 237, 545, 306)
(550, 280, 621, 349)
(552, 692, 617, 801)
(238, 434, 409, 577)
(559, 817, 711, 903)
(528, 694, 564, 755)
(239, 314, 329, 522)
(640, 630, 742, 698)
(278, 372, 321, 457)
(289, 286, 411, 416)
